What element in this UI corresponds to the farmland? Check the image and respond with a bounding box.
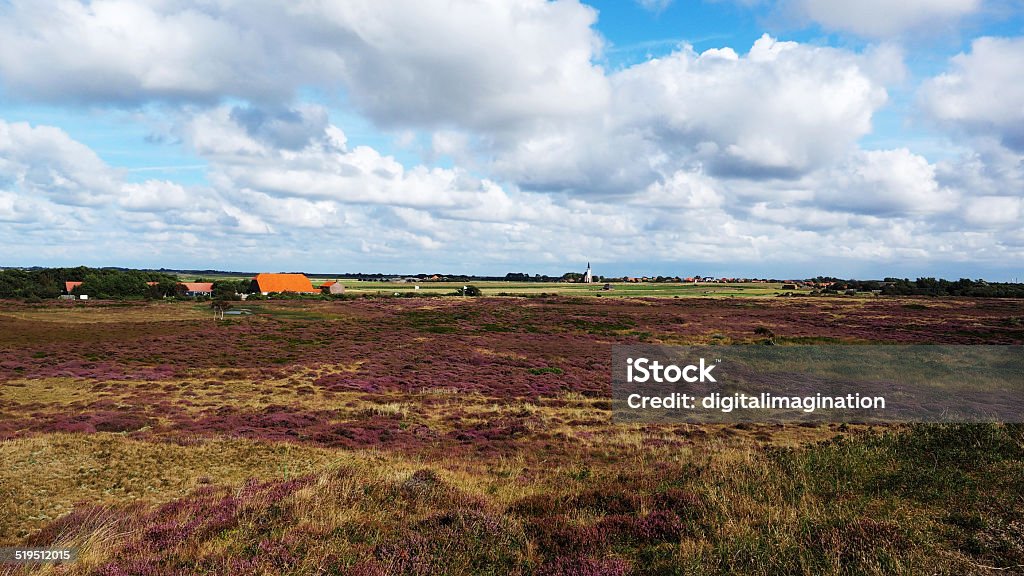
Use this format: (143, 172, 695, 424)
(1, 295, 1023, 575)
(163, 273, 807, 298)
(323, 280, 800, 298)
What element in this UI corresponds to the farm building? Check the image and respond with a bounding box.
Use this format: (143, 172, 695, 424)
(320, 281, 345, 295)
(64, 281, 82, 293)
(178, 282, 214, 297)
(251, 273, 318, 295)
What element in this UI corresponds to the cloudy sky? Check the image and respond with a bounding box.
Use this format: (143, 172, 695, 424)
(1, 0, 1022, 278)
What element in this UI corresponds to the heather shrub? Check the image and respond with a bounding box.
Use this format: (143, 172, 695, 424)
(94, 411, 155, 433)
(536, 555, 631, 576)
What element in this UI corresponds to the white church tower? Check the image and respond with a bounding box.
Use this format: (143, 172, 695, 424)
(583, 262, 593, 283)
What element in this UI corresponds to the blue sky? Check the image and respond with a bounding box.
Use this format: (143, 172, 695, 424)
(0, 0, 1022, 279)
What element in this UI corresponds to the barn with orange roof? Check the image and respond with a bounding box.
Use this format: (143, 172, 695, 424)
(251, 273, 318, 295)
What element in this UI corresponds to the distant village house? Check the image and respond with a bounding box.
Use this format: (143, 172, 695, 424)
(178, 282, 214, 297)
(320, 280, 345, 295)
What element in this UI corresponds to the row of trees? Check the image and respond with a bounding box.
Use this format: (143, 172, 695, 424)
(0, 267, 179, 300)
(0, 268, 257, 300)
(811, 277, 1024, 298)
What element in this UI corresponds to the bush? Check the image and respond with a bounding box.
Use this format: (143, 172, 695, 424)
(452, 285, 482, 297)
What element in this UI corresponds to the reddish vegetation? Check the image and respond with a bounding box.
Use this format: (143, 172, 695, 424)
(3, 296, 1022, 388)
(2, 296, 1023, 451)
(2, 297, 1023, 574)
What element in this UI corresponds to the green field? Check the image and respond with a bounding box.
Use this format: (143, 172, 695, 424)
(292, 280, 806, 298)
(172, 273, 813, 298)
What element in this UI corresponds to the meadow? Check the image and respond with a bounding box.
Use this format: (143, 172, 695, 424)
(332, 281, 798, 299)
(177, 275, 807, 298)
(1, 295, 1022, 575)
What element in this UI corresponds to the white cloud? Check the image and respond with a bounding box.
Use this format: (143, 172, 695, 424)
(185, 104, 512, 212)
(631, 170, 724, 209)
(487, 35, 890, 195)
(612, 36, 884, 178)
(6, 102, 1016, 276)
(636, 0, 674, 13)
(817, 149, 959, 215)
(120, 180, 192, 212)
(0, 0, 608, 133)
(921, 36, 1024, 151)
(0, 1, 302, 103)
(0, 6, 892, 197)
(0, 3, 1021, 276)
(963, 196, 1023, 227)
(786, 0, 982, 37)
(0, 119, 121, 207)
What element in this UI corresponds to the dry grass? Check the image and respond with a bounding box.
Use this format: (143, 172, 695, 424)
(0, 434, 339, 542)
(4, 425, 1019, 575)
(1, 297, 1022, 574)
(0, 302, 208, 324)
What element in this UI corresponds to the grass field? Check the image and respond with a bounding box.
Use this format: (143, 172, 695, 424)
(1, 295, 1022, 575)
(336, 281, 803, 298)
(175, 273, 811, 298)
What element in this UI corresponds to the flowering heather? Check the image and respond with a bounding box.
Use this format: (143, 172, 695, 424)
(2, 297, 1022, 389)
(536, 556, 632, 576)
(1, 298, 1023, 574)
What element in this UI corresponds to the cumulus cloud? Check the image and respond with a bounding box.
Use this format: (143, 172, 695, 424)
(963, 196, 1023, 227)
(0, 119, 121, 207)
(921, 36, 1024, 151)
(0, 117, 282, 252)
(120, 180, 192, 212)
(622, 35, 888, 177)
(184, 104, 510, 211)
(485, 35, 892, 196)
(0, 0, 608, 132)
(0, 1, 303, 104)
(0, 3, 1021, 275)
(0, 5, 890, 195)
(816, 149, 959, 216)
(785, 0, 982, 37)
(503, 35, 887, 192)
(310, 0, 608, 131)
(3, 114, 1021, 274)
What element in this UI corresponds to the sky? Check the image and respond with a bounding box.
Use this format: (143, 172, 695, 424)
(1, 0, 1022, 279)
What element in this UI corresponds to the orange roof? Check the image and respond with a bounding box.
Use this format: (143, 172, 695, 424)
(146, 281, 159, 286)
(253, 273, 317, 293)
(179, 282, 214, 292)
(65, 281, 82, 292)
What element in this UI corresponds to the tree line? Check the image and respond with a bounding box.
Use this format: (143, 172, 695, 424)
(811, 277, 1024, 298)
(0, 267, 249, 300)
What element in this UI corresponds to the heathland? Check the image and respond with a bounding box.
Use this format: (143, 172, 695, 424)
(1, 294, 1022, 575)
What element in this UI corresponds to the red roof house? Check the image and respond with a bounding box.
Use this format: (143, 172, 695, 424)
(178, 282, 214, 296)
